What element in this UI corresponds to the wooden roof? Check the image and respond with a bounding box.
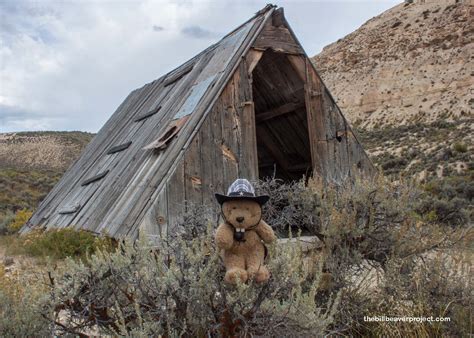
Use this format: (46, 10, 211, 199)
(24, 5, 276, 238)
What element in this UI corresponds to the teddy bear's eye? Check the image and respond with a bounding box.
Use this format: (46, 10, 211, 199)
(232, 207, 236, 210)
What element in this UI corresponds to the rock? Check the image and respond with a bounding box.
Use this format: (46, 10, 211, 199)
(312, 0, 472, 130)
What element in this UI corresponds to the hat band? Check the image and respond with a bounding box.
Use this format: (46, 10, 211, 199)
(228, 191, 255, 198)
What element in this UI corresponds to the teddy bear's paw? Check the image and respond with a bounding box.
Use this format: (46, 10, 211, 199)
(225, 268, 248, 284)
(250, 266, 270, 283)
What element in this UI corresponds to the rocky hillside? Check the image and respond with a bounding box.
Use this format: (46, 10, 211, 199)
(312, 0, 473, 183)
(0, 131, 93, 171)
(313, 0, 472, 129)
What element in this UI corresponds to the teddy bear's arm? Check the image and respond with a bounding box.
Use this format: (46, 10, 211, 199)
(256, 220, 276, 244)
(215, 223, 234, 250)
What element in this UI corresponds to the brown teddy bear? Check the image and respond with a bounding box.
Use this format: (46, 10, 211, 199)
(215, 179, 276, 284)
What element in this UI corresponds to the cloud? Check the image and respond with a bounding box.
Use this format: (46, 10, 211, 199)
(181, 25, 220, 39)
(0, 0, 399, 133)
(152, 25, 165, 32)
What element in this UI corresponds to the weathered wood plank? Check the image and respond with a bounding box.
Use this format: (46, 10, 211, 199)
(198, 114, 215, 208)
(166, 160, 185, 234)
(134, 106, 161, 122)
(139, 187, 167, 242)
(81, 170, 109, 186)
(164, 63, 193, 87)
(305, 58, 329, 179)
(235, 60, 258, 180)
(209, 99, 225, 199)
(246, 48, 264, 75)
(220, 73, 239, 186)
(256, 101, 304, 123)
(106, 141, 132, 154)
(253, 24, 304, 55)
(184, 131, 202, 208)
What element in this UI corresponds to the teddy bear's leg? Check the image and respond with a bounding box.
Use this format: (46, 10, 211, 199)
(246, 245, 270, 283)
(223, 252, 248, 284)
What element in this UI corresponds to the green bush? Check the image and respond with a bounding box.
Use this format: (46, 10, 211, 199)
(12, 228, 115, 260)
(7, 209, 33, 234)
(453, 142, 468, 153)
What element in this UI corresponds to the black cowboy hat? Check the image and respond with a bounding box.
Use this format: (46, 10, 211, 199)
(215, 178, 269, 205)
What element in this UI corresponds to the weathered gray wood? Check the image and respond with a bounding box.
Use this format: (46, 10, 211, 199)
(198, 114, 215, 208)
(184, 131, 202, 207)
(58, 203, 81, 215)
(81, 170, 109, 186)
(166, 160, 185, 234)
(220, 74, 240, 186)
(209, 98, 225, 198)
(235, 60, 257, 180)
(106, 141, 132, 154)
(164, 63, 193, 87)
(139, 187, 167, 241)
(134, 106, 161, 122)
(253, 22, 304, 55)
(305, 59, 329, 179)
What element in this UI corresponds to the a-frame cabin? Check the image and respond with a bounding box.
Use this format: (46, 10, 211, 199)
(23, 5, 375, 240)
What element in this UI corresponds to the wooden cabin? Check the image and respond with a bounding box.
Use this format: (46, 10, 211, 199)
(22, 5, 375, 240)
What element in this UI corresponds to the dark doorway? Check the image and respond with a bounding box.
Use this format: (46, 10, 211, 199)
(252, 50, 313, 182)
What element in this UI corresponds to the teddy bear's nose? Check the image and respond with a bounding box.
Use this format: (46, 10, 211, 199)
(236, 216, 245, 223)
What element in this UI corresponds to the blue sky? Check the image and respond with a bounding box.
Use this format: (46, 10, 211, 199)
(0, 0, 399, 132)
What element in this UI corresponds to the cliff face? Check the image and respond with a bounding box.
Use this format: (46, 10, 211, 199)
(312, 0, 473, 129)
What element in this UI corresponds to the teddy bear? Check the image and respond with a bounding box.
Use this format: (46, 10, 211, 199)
(215, 179, 276, 284)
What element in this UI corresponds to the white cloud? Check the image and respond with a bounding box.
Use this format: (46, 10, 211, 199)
(0, 0, 398, 132)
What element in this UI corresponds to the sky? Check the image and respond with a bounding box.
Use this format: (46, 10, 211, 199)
(0, 0, 400, 133)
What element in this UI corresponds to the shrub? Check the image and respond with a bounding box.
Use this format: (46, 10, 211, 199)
(337, 251, 472, 337)
(453, 142, 468, 153)
(44, 223, 339, 336)
(256, 178, 472, 335)
(0, 264, 51, 335)
(0, 210, 15, 235)
(7, 209, 33, 234)
(11, 228, 115, 260)
(2, 178, 470, 336)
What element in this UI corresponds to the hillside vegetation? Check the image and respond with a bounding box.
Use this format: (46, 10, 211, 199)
(0, 131, 93, 233)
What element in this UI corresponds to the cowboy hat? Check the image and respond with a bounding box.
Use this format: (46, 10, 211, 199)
(215, 178, 269, 205)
